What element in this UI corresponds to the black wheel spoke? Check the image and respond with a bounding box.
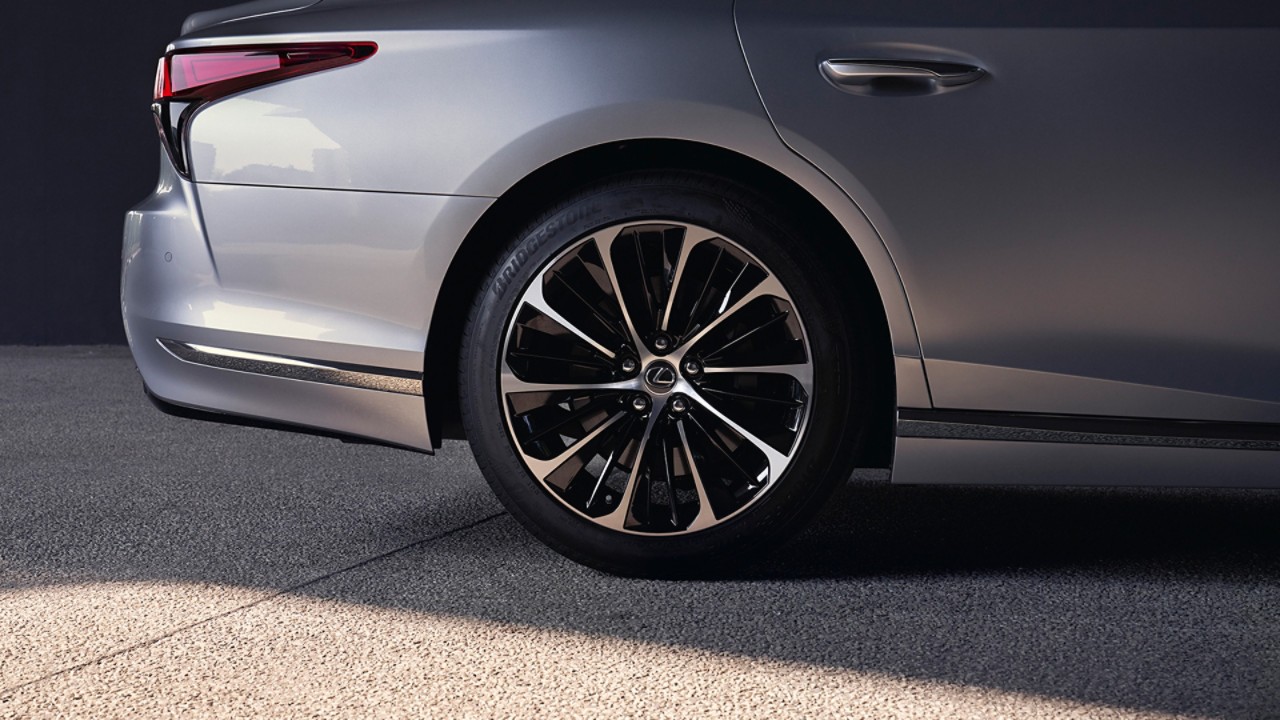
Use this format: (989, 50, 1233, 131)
(697, 385, 805, 409)
(700, 310, 791, 365)
(681, 246, 724, 339)
(550, 263, 631, 346)
(595, 237, 646, 353)
(518, 392, 624, 447)
(661, 431, 680, 528)
(684, 411, 765, 489)
(506, 349, 612, 371)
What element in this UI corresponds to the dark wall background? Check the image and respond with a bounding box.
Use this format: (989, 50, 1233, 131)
(2, 2, 217, 344)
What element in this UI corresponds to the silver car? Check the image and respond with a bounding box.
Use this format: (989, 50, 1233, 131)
(123, 0, 1280, 575)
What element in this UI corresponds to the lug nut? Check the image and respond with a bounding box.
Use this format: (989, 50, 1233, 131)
(652, 334, 672, 352)
(620, 357, 638, 373)
(682, 359, 701, 376)
(630, 394, 651, 412)
(669, 395, 689, 414)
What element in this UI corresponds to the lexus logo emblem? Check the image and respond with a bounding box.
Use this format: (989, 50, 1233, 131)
(643, 362, 677, 391)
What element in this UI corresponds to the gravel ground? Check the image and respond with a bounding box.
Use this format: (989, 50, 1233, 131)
(1, 346, 1277, 719)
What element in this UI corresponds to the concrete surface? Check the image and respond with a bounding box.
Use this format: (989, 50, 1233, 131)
(0, 346, 1277, 719)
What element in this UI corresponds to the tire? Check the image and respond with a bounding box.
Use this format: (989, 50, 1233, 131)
(459, 171, 864, 577)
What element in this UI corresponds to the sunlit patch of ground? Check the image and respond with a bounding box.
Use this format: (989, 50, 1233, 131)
(0, 582, 1203, 720)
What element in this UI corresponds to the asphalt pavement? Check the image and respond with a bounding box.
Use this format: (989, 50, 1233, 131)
(1, 346, 1277, 719)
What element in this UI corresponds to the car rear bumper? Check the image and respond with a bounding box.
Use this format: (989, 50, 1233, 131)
(121, 153, 488, 452)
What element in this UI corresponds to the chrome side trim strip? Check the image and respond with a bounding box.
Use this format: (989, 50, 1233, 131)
(157, 338, 423, 396)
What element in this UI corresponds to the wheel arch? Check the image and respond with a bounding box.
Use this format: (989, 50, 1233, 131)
(426, 139, 898, 468)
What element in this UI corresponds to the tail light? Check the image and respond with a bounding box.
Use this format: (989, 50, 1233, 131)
(152, 42, 377, 176)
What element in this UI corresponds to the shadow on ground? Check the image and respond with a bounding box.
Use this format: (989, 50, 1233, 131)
(767, 481, 1280, 581)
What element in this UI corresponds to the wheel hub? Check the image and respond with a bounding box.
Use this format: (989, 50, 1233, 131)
(642, 360, 677, 394)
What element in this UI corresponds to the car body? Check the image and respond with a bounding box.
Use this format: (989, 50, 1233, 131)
(124, 0, 1280, 572)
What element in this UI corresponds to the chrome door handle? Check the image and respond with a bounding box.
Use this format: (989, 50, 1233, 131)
(820, 59, 986, 88)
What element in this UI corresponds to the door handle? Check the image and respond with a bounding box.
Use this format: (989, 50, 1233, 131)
(820, 59, 986, 88)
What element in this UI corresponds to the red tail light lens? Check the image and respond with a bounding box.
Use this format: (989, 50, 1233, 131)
(154, 42, 377, 102)
(151, 42, 376, 177)
(169, 52, 282, 95)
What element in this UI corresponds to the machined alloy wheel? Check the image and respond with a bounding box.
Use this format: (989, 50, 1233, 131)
(500, 221, 813, 535)
(461, 173, 862, 576)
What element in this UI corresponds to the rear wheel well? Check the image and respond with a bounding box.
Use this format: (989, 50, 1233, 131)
(425, 139, 894, 467)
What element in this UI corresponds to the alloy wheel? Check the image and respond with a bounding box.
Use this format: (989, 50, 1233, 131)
(499, 221, 814, 535)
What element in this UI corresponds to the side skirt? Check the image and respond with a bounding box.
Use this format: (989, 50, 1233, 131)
(894, 410, 1280, 488)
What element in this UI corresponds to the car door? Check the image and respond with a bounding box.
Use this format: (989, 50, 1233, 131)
(736, 0, 1280, 423)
